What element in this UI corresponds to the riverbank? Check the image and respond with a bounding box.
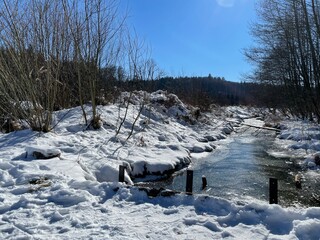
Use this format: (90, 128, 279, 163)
(268, 117, 320, 205)
(0, 92, 320, 239)
(162, 118, 320, 208)
(0, 91, 245, 185)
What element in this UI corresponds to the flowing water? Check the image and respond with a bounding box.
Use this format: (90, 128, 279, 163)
(138, 126, 320, 207)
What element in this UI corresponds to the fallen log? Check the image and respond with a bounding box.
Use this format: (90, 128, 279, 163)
(227, 120, 281, 132)
(242, 122, 281, 132)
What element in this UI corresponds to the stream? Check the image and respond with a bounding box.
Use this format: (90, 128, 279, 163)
(137, 124, 320, 207)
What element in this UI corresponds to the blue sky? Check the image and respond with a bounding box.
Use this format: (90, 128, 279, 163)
(120, 0, 257, 82)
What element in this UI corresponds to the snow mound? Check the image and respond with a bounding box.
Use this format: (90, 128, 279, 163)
(120, 90, 199, 124)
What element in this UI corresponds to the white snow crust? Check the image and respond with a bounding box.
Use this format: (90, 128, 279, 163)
(0, 92, 319, 239)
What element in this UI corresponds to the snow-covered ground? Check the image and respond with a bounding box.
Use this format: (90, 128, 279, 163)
(0, 91, 320, 239)
(268, 117, 320, 193)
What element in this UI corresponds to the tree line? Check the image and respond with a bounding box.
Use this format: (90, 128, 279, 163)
(245, 0, 320, 122)
(116, 74, 287, 110)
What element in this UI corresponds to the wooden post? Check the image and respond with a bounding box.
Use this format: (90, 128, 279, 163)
(295, 174, 302, 189)
(186, 170, 193, 194)
(202, 175, 207, 190)
(269, 178, 278, 204)
(119, 165, 126, 183)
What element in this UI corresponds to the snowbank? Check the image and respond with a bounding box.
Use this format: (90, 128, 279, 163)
(273, 119, 320, 169)
(0, 180, 319, 239)
(0, 91, 243, 188)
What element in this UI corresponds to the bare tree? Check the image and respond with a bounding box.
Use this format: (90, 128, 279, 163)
(62, 0, 126, 129)
(245, 0, 320, 121)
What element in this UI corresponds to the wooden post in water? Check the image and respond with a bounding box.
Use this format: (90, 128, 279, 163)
(202, 175, 207, 190)
(119, 165, 126, 183)
(295, 174, 302, 189)
(269, 178, 278, 204)
(186, 170, 193, 194)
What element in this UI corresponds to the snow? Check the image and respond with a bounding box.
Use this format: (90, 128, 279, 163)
(1, 182, 320, 239)
(25, 146, 61, 159)
(0, 92, 319, 239)
(271, 119, 320, 165)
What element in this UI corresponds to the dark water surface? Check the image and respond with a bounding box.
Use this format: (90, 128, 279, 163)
(138, 128, 320, 207)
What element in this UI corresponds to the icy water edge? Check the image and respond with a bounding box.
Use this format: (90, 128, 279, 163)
(138, 127, 320, 208)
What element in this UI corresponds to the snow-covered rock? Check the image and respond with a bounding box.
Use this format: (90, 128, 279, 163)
(26, 146, 61, 159)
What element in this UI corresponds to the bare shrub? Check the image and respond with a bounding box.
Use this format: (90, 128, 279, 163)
(0, 0, 71, 132)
